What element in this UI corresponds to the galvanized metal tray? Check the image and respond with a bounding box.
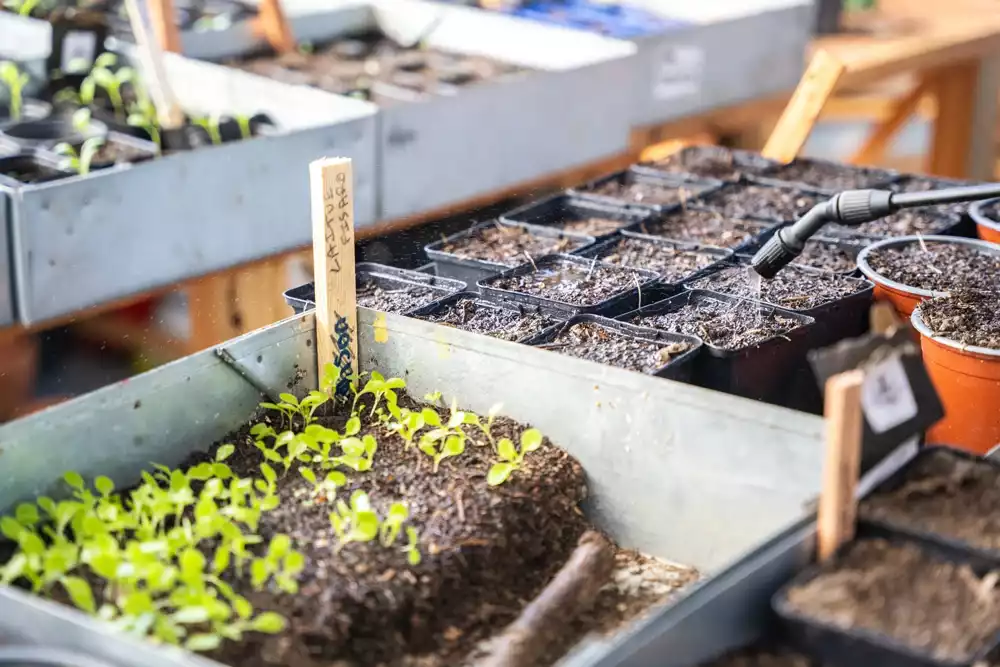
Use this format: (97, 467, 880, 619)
(0, 188, 12, 327)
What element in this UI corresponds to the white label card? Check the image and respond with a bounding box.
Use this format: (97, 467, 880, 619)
(61, 30, 98, 73)
(653, 44, 704, 101)
(861, 356, 918, 434)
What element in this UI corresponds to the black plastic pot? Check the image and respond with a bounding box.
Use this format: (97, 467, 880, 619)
(423, 221, 596, 290)
(622, 214, 777, 255)
(0, 117, 107, 150)
(752, 158, 899, 195)
(478, 253, 661, 317)
(617, 290, 815, 404)
(0, 153, 74, 187)
(215, 113, 278, 142)
(410, 290, 570, 343)
(0, 99, 53, 128)
(814, 0, 842, 34)
(524, 314, 702, 381)
(499, 192, 653, 240)
(41, 131, 158, 172)
(571, 167, 721, 212)
(741, 230, 863, 277)
(687, 180, 828, 225)
(283, 263, 466, 316)
(822, 209, 965, 243)
(636, 145, 781, 183)
(891, 175, 980, 237)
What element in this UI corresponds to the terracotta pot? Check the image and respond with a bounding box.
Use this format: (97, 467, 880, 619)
(970, 198, 1000, 244)
(912, 306, 1000, 455)
(857, 235, 1000, 317)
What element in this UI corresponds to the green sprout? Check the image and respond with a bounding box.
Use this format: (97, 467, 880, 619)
(3, 0, 43, 17)
(402, 526, 421, 566)
(192, 115, 223, 145)
(328, 490, 378, 552)
(260, 391, 330, 428)
(53, 137, 105, 176)
(487, 428, 543, 486)
(462, 403, 503, 448)
(80, 53, 135, 119)
(0, 61, 29, 120)
(233, 114, 252, 140)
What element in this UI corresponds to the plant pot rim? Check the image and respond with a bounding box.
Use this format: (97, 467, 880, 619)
(911, 305, 1000, 359)
(970, 197, 1000, 232)
(856, 235, 1000, 300)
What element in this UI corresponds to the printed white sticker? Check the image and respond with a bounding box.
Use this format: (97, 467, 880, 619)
(861, 355, 918, 434)
(61, 30, 98, 73)
(653, 45, 704, 101)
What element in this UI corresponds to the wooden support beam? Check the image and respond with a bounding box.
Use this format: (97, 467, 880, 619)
(253, 0, 296, 55)
(928, 60, 980, 178)
(849, 80, 930, 165)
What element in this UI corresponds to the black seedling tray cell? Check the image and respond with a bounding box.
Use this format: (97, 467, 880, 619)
(523, 314, 703, 381)
(477, 253, 660, 318)
(617, 290, 815, 404)
(570, 167, 722, 212)
(0, 117, 108, 151)
(891, 175, 982, 237)
(686, 180, 829, 225)
(282, 263, 466, 316)
(409, 290, 571, 343)
(740, 231, 863, 277)
(751, 158, 900, 195)
(0, 152, 74, 187)
(636, 145, 782, 183)
(772, 525, 1000, 667)
(499, 192, 653, 240)
(822, 210, 965, 243)
(423, 220, 595, 291)
(623, 215, 779, 256)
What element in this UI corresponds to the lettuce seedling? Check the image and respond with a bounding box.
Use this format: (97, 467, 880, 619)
(328, 490, 379, 551)
(462, 403, 503, 449)
(192, 115, 223, 145)
(379, 503, 408, 547)
(53, 137, 105, 176)
(0, 61, 29, 120)
(402, 526, 421, 566)
(418, 433, 465, 473)
(487, 428, 543, 486)
(80, 54, 134, 119)
(233, 114, 253, 140)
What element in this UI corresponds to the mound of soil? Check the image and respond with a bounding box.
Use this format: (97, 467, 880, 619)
(439, 224, 588, 267)
(695, 185, 823, 222)
(689, 263, 868, 311)
(486, 257, 646, 308)
(789, 239, 858, 274)
(643, 146, 776, 181)
(768, 160, 894, 191)
(534, 321, 693, 374)
(414, 296, 560, 342)
(591, 237, 722, 282)
(865, 241, 1000, 292)
(920, 289, 1000, 349)
(635, 210, 768, 249)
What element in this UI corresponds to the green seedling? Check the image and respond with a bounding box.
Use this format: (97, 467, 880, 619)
(351, 371, 405, 417)
(462, 403, 503, 449)
(378, 503, 408, 547)
(233, 114, 252, 140)
(4, 0, 42, 16)
(192, 115, 223, 145)
(249, 534, 305, 594)
(328, 490, 379, 551)
(402, 526, 421, 566)
(0, 61, 29, 120)
(53, 137, 105, 176)
(260, 390, 329, 428)
(81, 53, 135, 119)
(487, 428, 543, 486)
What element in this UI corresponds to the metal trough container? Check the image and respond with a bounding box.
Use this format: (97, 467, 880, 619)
(0, 189, 12, 327)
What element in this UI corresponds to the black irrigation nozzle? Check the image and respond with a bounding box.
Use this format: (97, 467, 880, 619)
(751, 182, 1000, 279)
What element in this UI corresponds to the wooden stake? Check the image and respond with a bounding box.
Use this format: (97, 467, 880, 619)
(817, 369, 865, 562)
(253, 0, 296, 55)
(126, 0, 185, 129)
(762, 50, 846, 164)
(310, 158, 357, 384)
(145, 0, 181, 54)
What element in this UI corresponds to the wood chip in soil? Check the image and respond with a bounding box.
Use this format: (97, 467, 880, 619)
(864, 240, 1000, 293)
(580, 176, 703, 207)
(920, 289, 1000, 349)
(695, 184, 824, 222)
(768, 160, 894, 191)
(860, 449, 1000, 552)
(827, 208, 955, 238)
(789, 239, 858, 274)
(628, 295, 802, 350)
(642, 146, 776, 181)
(413, 296, 560, 342)
(535, 321, 693, 374)
(783, 538, 1000, 662)
(356, 279, 447, 314)
(635, 209, 768, 249)
(487, 257, 646, 308)
(699, 645, 815, 667)
(689, 263, 868, 311)
(439, 224, 588, 267)
(591, 237, 722, 282)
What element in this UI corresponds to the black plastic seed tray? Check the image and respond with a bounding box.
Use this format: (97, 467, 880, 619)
(477, 253, 660, 317)
(423, 220, 595, 290)
(740, 231, 863, 277)
(408, 290, 571, 343)
(617, 290, 815, 404)
(773, 524, 1000, 667)
(751, 158, 899, 194)
(571, 167, 721, 211)
(283, 263, 466, 316)
(890, 176, 982, 237)
(636, 145, 781, 183)
(523, 313, 703, 381)
(687, 180, 829, 226)
(499, 192, 653, 240)
(822, 209, 965, 242)
(623, 213, 778, 255)
(0, 151, 74, 188)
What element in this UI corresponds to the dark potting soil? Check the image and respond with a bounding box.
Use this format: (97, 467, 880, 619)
(593, 237, 721, 282)
(864, 241, 1000, 292)
(920, 289, 1000, 349)
(861, 449, 1000, 552)
(695, 185, 824, 222)
(790, 239, 858, 274)
(892, 177, 976, 218)
(1, 163, 65, 183)
(643, 146, 775, 181)
(488, 257, 644, 308)
(414, 296, 558, 342)
(535, 321, 693, 374)
(552, 215, 629, 237)
(635, 209, 766, 249)
(768, 160, 894, 191)
(356, 279, 441, 313)
(92, 139, 153, 165)
(689, 263, 867, 311)
(828, 209, 954, 238)
(440, 224, 588, 267)
(580, 177, 701, 207)
(784, 538, 1000, 663)
(700, 645, 815, 667)
(629, 295, 801, 350)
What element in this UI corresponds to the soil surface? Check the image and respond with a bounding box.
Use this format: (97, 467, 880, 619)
(864, 241, 1000, 292)
(356, 279, 448, 314)
(438, 224, 588, 267)
(828, 209, 955, 238)
(580, 175, 703, 207)
(643, 146, 776, 181)
(592, 237, 722, 282)
(486, 257, 646, 308)
(861, 449, 1000, 552)
(701, 645, 814, 667)
(689, 263, 868, 311)
(1, 161, 66, 183)
(414, 296, 560, 342)
(547, 215, 629, 237)
(768, 160, 895, 191)
(635, 209, 768, 249)
(91, 138, 153, 166)
(789, 239, 858, 274)
(534, 321, 693, 374)
(695, 184, 823, 222)
(920, 289, 1000, 349)
(628, 294, 803, 350)
(892, 177, 976, 218)
(784, 538, 1000, 662)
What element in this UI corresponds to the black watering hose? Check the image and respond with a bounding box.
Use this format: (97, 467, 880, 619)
(750, 182, 1000, 279)
(0, 647, 117, 667)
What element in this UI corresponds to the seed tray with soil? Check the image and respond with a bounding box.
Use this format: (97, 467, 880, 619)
(764, 158, 896, 192)
(411, 292, 564, 342)
(860, 238, 1000, 294)
(640, 146, 779, 182)
(692, 183, 825, 223)
(500, 193, 651, 239)
(0, 154, 72, 185)
(781, 237, 860, 275)
(631, 209, 773, 250)
(891, 176, 980, 219)
(479, 254, 659, 313)
(826, 208, 961, 239)
(427, 222, 593, 270)
(525, 315, 701, 377)
(776, 537, 1000, 664)
(576, 235, 732, 285)
(919, 289, 1000, 349)
(574, 168, 719, 209)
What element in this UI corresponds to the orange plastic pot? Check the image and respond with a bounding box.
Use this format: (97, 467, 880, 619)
(912, 307, 1000, 455)
(971, 198, 1000, 244)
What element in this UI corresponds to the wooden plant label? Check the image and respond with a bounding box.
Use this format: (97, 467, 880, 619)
(146, 0, 181, 54)
(817, 369, 864, 562)
(762, 49, 846, 164)
(310, 157, 357, 392)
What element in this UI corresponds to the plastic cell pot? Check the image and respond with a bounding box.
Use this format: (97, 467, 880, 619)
(911, 306, 1000, 455)
(970, 198, 1000, 245)
(409, 290, 571, 343)
(856, 235, 1000, 318)
(0, 117, 107, 150)
(0, 153, 74, 187)
(499, 192, 653, 240)
(571, 167, 721, 212)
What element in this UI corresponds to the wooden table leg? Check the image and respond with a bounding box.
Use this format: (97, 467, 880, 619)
(927, 58, 999, 179)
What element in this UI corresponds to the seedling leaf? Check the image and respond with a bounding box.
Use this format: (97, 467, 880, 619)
(487, 463, 514, 486)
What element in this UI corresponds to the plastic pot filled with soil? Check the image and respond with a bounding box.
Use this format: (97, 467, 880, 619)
(479, 254, 660, 316)
(618, 290, 814, 404)
(0, 99, 52, 127)
(525, 314, 702, 380)
(692, 182, 825, 224)
(573, 168, 719, 210)
(0, 153, 74, 186)
(576, 235, 732, 294)
(500, 193, 651, 239)
(0, 116, 108, 150)
(970, 197, 1000, 244)
(410, 291, 566, 343)
(639, 146, 779, 183)
(892, 175, 981, 227)
(47, 132, 158, 173)
(824, 207, 962, 241)
(774, 535, 1000, 666)
(857, 236, 1000, 316)
(424, 221, 595, 289)
(912, 289, 1000, 454)
(283, 263, 465, 316)
(629, 209, 774, 251)
(762, 158, 897, 193)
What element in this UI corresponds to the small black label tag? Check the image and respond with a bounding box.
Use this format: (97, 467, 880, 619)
(46, 16, 109, 80)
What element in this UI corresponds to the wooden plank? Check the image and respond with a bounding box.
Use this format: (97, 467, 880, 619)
(253, 0, 296, 55)
(143, 0, 181, 54)
(128, 0, 185, 128)
(928, 61, 979, 177)
(849, 79, 929, 165)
